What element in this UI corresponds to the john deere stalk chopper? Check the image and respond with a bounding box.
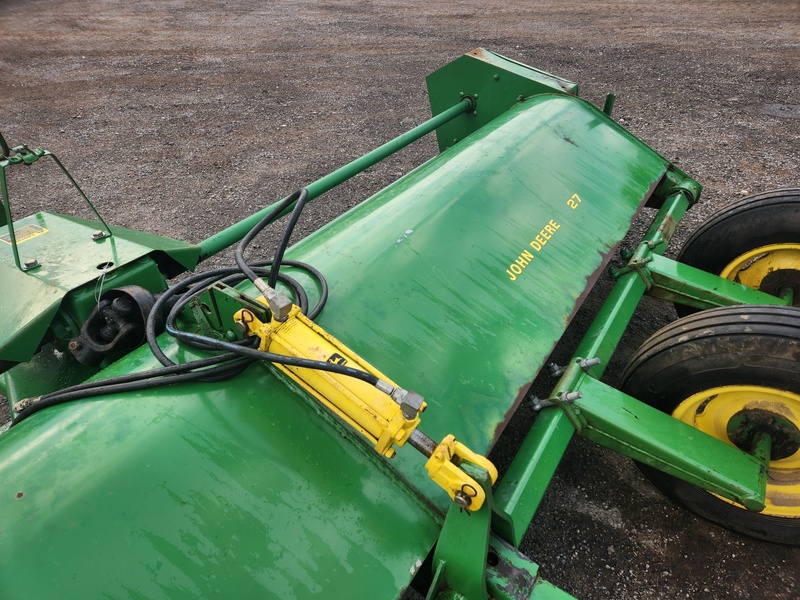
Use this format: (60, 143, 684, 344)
(1, 50, 798, 599)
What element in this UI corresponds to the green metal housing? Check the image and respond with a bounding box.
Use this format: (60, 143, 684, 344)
(0, 213, 199, 364)
(0, 50, 782, 599)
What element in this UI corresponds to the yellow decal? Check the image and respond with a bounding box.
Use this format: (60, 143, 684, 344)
(1, 224, 48, 245)
(505, 193, 583, 281)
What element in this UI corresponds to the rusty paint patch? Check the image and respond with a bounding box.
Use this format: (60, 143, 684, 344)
(486, 539, 541, 599)
(658, 214, 678, 241)
(767, 469, 800, 486)
(768, 492, 800, 507)
(489, 175, 666, 448)
(468, 48, 489, 60)
(490, 379, 536, 448)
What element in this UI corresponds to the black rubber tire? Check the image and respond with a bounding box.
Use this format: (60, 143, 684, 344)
(620, 304, 800, 546)
(676, 188, 800, 316)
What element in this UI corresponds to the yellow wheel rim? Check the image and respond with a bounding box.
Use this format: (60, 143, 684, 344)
(720, 243, 800, 303)
(673, 385, 800, 517)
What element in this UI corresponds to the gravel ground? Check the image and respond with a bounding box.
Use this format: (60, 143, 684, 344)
(1, 1, 799, 598)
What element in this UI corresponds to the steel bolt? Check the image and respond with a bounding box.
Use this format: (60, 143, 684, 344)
(92, 229, 105, 240)
(530, 396, 554, 411)
(560, 391, 583, 403)
(453, 490, 472, 509)
(579, 357, 602, 370)
(23, 258, 39, 269)
(547, 362, 565, 377)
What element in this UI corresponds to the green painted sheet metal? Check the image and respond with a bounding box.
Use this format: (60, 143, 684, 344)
(0, 93, 674, 598)
(427, 48, 578, 152)
(0, 212, 200, 364)
(283, 93, 671, 509)
(0, 343, 441, 599)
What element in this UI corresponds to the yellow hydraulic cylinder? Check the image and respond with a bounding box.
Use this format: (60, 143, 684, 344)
(234, 300, 498, 510)
(236, 305, 424, 458)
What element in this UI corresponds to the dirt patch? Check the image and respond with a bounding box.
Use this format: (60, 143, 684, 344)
(1, 0, 798, 598)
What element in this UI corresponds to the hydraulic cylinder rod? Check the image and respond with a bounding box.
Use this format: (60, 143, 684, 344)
(197, 97, 475, 261)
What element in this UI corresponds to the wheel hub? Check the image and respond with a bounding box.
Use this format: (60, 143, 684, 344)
(727, 408, 800, 460)
(721, 243, 800, 305)
(673, 384, 800, 518)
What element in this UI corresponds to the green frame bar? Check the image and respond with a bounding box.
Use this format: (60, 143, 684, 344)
(197, 98, 474, 261)
(1, 149, 112, 271)
(493, 180, 787, 546)
(494, 187, 691, 545)
(429, 465, 577, 600)
(647, 253, 788, 309)
(572, 375, 767, 510)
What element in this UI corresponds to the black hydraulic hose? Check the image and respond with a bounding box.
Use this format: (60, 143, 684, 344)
(268, 188, 309, 288)
(281, 259, 329, 320)
(144, 263, 317, 367)
(234, 191, 300, 287)
(164, 325, 380, 385)
(12, 187, 352, 427)
(32, 352, 245, 398)
(11, 360, 251, 427)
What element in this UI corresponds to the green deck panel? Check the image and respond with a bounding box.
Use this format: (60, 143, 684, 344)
(283, 93, 671, 510)
(1, 90, 676, 598)
(0, 341, 441, 599)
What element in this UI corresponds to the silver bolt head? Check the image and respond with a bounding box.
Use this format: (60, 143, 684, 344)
(23, 258, 39, 269)
(453, 490, 472, 509)
(92, 229, 106, 240)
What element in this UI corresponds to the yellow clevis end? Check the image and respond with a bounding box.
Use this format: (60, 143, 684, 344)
(424, 434, 498, 512)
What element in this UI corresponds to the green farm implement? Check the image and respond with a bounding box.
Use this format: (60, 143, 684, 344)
(1, 50, 798, 599)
